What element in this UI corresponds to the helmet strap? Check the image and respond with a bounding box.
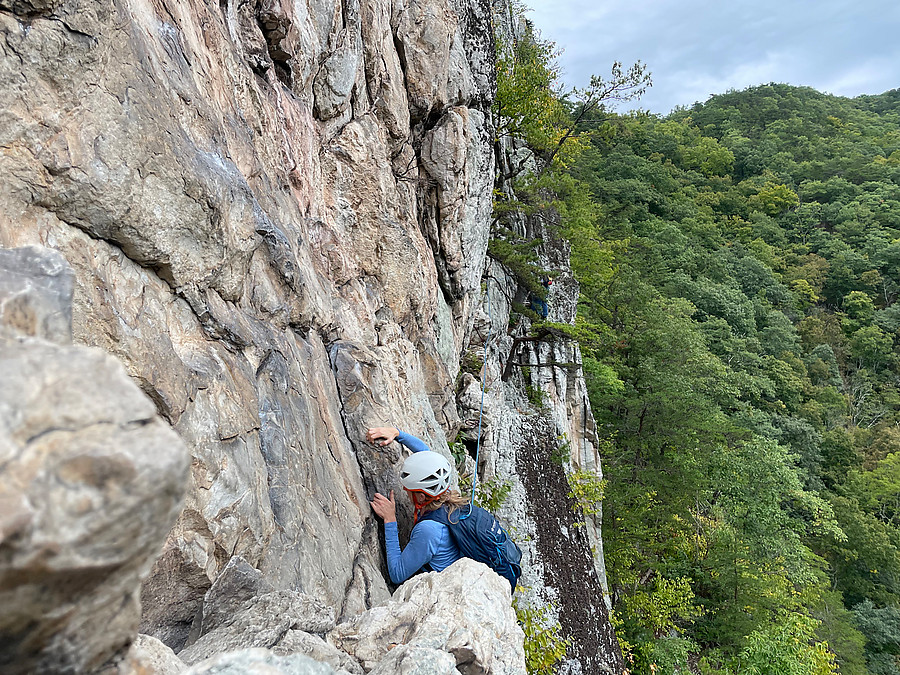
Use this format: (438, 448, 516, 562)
(409, 490, 443, 524)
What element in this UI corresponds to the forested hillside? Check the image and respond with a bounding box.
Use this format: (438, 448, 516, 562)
(558, 84, 900, 673)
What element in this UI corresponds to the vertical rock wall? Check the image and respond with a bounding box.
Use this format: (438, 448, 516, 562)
(0, 0, 495, 651)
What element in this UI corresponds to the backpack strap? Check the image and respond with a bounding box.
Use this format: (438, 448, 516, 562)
(417, 504, 451, 526)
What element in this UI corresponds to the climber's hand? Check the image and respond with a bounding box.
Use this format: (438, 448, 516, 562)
(366, 427, 398, 447)
(370, 491, 397, 522)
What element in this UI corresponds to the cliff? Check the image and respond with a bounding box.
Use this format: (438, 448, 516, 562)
(0, 0, 621, 672)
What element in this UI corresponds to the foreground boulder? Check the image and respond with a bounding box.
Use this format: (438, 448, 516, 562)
(184, 649, 342, 675)
(178, 589, 336, 666)
(176, 557, 525, 675)
(328, 558, 527, 674)
(0, 247, 190, 674)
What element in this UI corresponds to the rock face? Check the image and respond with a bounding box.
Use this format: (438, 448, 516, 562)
(1, 0, 496, 645)
(0, 0, 622, 671)
(177, 557, 523, 674)
(0, 248, 190, 674)
(329, 558, 526, 674)
(0, 246, 73, 342)
(179, 586, 335, 665)
(118, 635, 186, 675)
(184, 649, 342, 675)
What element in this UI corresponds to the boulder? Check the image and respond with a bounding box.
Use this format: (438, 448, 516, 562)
(273, 630, 364, 675)
(183, 648, 341, 675)
(177, 590, 336, 666)
(0, 252, 190, 674)
(328, 558, 526, 674)
(368, 644, 458, 674)
(190, 555, 275, 642)
(118, 634, 187, 675)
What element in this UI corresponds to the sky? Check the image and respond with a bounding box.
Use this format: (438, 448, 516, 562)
(524, 0, 900, 115)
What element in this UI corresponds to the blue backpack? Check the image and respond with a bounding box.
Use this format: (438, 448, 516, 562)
(420, 504, 523, 592)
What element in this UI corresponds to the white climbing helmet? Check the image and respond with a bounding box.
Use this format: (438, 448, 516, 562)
(400, 451, 453, 497)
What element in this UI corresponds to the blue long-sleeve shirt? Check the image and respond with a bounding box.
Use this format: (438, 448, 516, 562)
(384, 430, 462, 584)
(395, 429, 430, 453)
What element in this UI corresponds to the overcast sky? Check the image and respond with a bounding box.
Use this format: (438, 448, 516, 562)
(525, 0, 900, 115)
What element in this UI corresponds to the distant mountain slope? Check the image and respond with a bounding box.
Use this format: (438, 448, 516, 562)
(566, 83, 900, 674)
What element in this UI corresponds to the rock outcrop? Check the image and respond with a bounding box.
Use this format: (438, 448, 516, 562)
(175, 557, 525, 674)
(0, 247, 190, 674)
(184, 650, 342, 675)
(118, 635, 186, 675)
(178, 589, 335, 666)
(1, 0, 495, 647)
(329, 558, 525, 674)
(0, 245, 73, 342)
(0, 0, 623, 671)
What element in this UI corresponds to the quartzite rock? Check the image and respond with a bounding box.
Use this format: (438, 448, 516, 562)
(177, 590, 336, 666)
(1, 0, 489, 641)
(0, 334, 189, 672)
(184, 649, 342, 675)
(328, 558, 526, 674)
(0, 246, 73, 343)
(191, 555, 275, 641)
(273, 631, 364, 675)
(393, 0, 456, 120)
(367, 645, 458, 675)
(114, 634, 187, 675)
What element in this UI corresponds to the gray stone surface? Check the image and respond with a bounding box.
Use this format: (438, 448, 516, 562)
(0, 245, 73, 342)
(121, 634, 187, 675)
(139, 530, 217, 654)
(184, 648, 341, 675)
(313, 2, 362, 120)
(328, 558, 526, 675)
(273, 630, 364, 675)
(368, 644, 458, 675)
(178, 590, 336, 666)
(193, 555, 276, 641)
(1, 1, 495, 640)
(394, 0, 456, 120)
(0, 337, 189, 673)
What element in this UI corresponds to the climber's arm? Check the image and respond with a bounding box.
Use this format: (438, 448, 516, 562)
(371, 490, 435, 583)
(384, 520, 444, 585)
(366, 426, 430, 453)
(395, 430, 429, 453)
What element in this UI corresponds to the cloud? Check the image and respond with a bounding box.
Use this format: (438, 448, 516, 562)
(661, 51, 795, 111)
(526, 0, 900, 114)
(819, 57, 900, 98)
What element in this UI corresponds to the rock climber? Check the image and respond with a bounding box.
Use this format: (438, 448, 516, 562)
(366, 426, 467, 585)
(529, 276, 551, 319)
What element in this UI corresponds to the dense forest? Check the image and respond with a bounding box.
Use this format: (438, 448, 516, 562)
(492, 16, 900, 675)
(573, 84, 900, 675)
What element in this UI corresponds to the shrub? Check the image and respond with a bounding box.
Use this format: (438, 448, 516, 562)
(513, 597, 570, 675)
(567, 468, 606, 517)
